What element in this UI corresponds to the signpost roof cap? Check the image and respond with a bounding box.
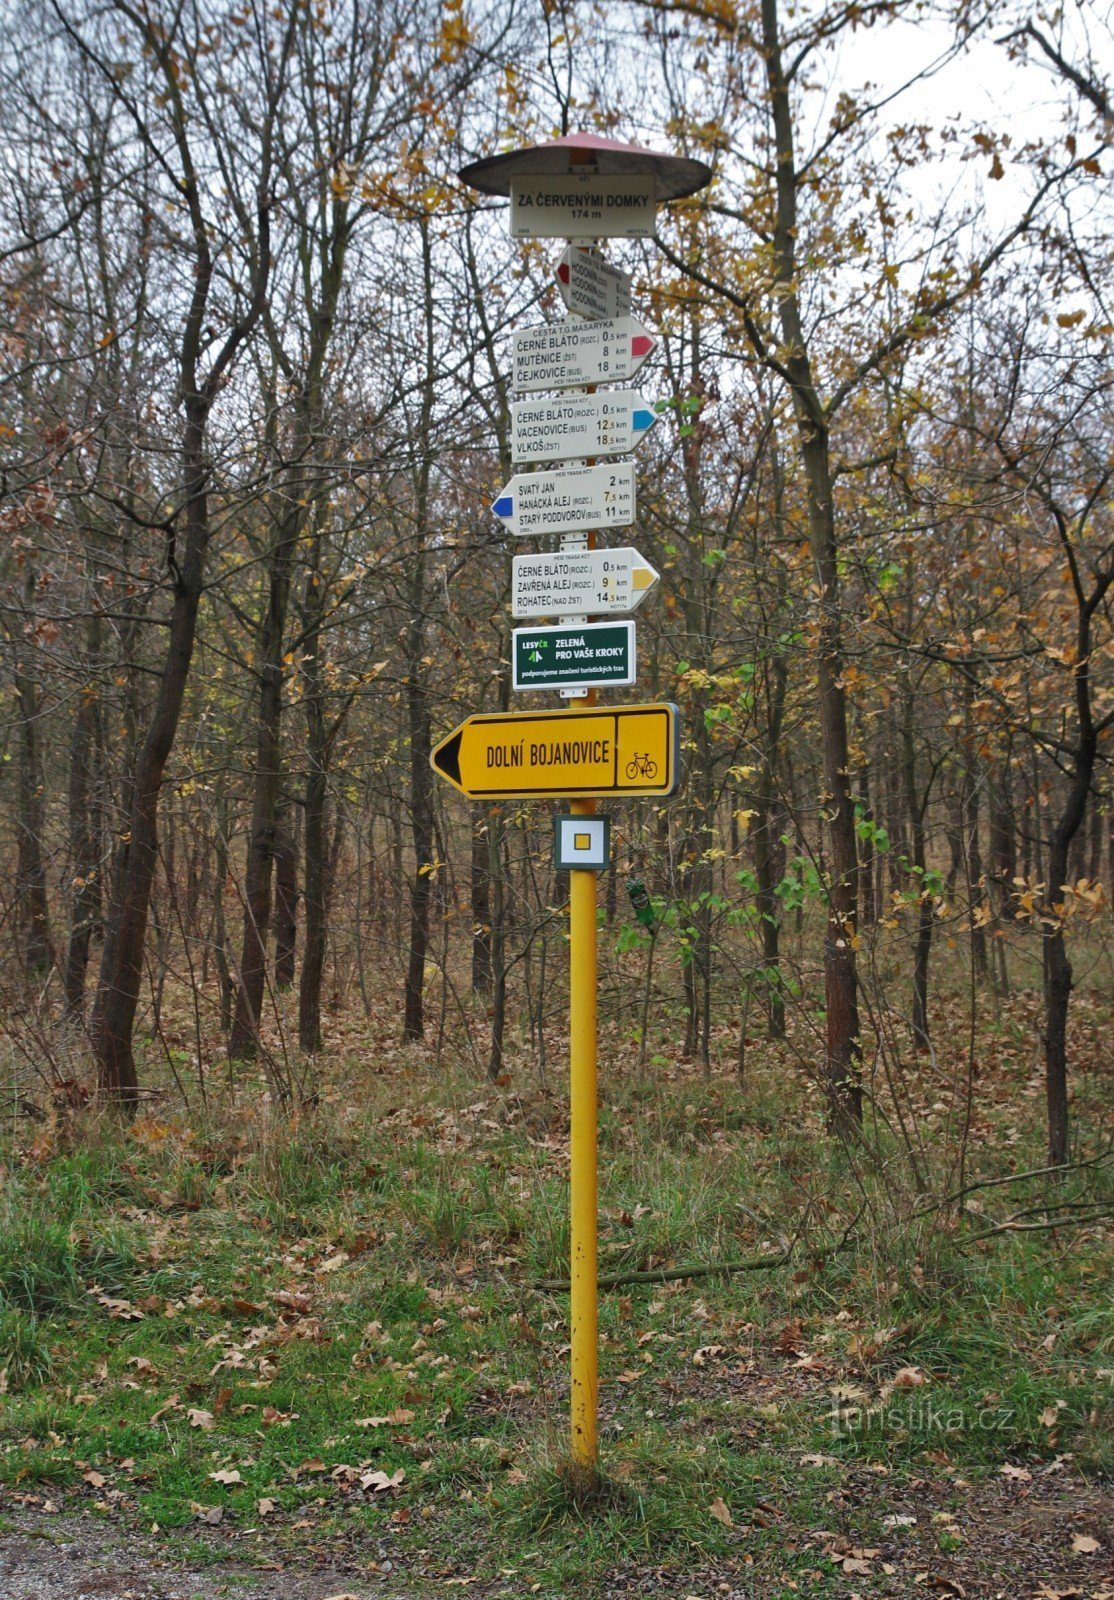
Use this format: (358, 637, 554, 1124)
(458, 133, 712, 201)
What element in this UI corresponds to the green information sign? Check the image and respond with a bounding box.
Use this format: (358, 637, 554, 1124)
(512, 621, 636, 693)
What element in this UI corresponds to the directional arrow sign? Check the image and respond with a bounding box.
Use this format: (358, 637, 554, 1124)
(511, 391, 657, 465)
(492, 463, 636, 539)
(513, 621, 636, 692)
(512, 316, 655, 393)
(557, 246, 632, 321)
(430, 703, 681, 800)
(512, 546, 659, 618)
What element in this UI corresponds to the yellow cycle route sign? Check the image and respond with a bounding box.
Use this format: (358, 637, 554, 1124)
(430, 703, 680, 800)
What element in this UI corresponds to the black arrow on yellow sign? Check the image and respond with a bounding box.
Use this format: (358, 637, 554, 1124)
(430, 703, 681, 801)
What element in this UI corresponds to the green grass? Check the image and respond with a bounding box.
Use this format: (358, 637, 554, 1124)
(0, 1042, 1109, 1594)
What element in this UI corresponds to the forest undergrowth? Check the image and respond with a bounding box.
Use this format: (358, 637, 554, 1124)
(0, 970, 1110, 1599)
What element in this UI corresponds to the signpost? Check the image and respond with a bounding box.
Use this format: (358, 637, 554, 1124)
(511, 547, 658, 618)
(509, 173, 656, 238)
(512, 621, 636, 692)
(511, 316, 655, 392)
(511, 390, 656, 464)
(492, 463, 636, 539)
(557, 246, 632, 320)
(454, 133, 711, 1476)
(430, 703, 680, 800)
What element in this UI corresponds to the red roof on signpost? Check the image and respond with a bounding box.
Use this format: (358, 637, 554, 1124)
(459, 133, 712, 201)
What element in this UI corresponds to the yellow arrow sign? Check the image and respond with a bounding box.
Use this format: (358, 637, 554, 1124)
(431, 703, 681, 800)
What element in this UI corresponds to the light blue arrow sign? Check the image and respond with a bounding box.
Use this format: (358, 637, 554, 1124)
(510, 390, 658, 466)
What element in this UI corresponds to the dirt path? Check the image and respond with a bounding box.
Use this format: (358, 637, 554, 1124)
(0, 1509, 392, 1600)
(3, 1474, 1111, 1599)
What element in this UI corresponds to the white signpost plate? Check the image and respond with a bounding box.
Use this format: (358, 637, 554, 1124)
(512, 317, 655, 393)
(512, 547, 659, 618)
(511, 391, 657, 464)
(557, 247, 632, 321)
(510, 175, 656, 239)
(492, 463, 636, 538)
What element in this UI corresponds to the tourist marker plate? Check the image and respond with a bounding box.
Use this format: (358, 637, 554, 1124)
(512, 547, 659, 618)
(554, 814, 610, 871)
(512, 316, 655, 393)
(511, 391, 657, 465)
(492, 463, 636, 539)
(557, 246, 632, 321)
(513, 621, 636, 692)
(510, 175, 655, 239)
(430, 703, 681, 799)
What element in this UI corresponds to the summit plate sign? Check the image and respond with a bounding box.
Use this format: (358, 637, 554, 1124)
(510, 175, 655, 239)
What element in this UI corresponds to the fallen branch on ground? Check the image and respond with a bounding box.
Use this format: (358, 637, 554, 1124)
(532, 1248, 792, 1293)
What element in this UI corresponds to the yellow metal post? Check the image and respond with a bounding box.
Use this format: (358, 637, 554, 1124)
(568, 794, 599, 1469)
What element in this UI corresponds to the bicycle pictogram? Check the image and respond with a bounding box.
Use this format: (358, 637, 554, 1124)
(625, 752, 658, 781)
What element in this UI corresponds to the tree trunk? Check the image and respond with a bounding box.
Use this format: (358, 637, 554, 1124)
(230, 520, 295, 1055)
(402, 580, 434, 1042)
(1043, 827, 1074, 1169)
(64, 671, 103, 1020)
(298, 653, 328, 1055)
(856, 761, 876, 929)
(761, 0, 860, 1128)
(962, 688, 988, 982)
(1041, 617, 1100, 1165)
(487, 810, 507, 1081)
(471, 812, 492, 995)
(273, 803, 297, 991)
(401, 218, 438, 1043)
(12, 573, 54, 975)
(91, 403, 212, 1105)
(213, 784, 235, 1035)
(901, 686, 932, 1048)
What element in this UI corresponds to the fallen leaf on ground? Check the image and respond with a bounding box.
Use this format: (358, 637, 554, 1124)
(692, 1344, 726, 1366)
(150, 1394, 180, 1424)
(257, 1497, 277, 1515)
(709, 1496, 732, 1527)
(359, 1467, 406, 1492)
(317, 1252, 350, 1274)
(209, 1469, 242, 1485)
(1000, 1463, 1031, 1481)
(273, 1289, 311, 1314)
(1071, 1534, 1100, 1554)
(261, 1405, 296, 1426)
(191, 1502, 223, 1525)
(187, 1408, 214, 1431)
(355, 1408, 415, 1427)
(892, 1365, 927, 1387)
(90, 1289, 144, 1321)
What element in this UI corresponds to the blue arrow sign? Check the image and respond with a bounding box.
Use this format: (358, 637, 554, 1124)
(510, 390, 659, 466)
(491, 462, 637, 538)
